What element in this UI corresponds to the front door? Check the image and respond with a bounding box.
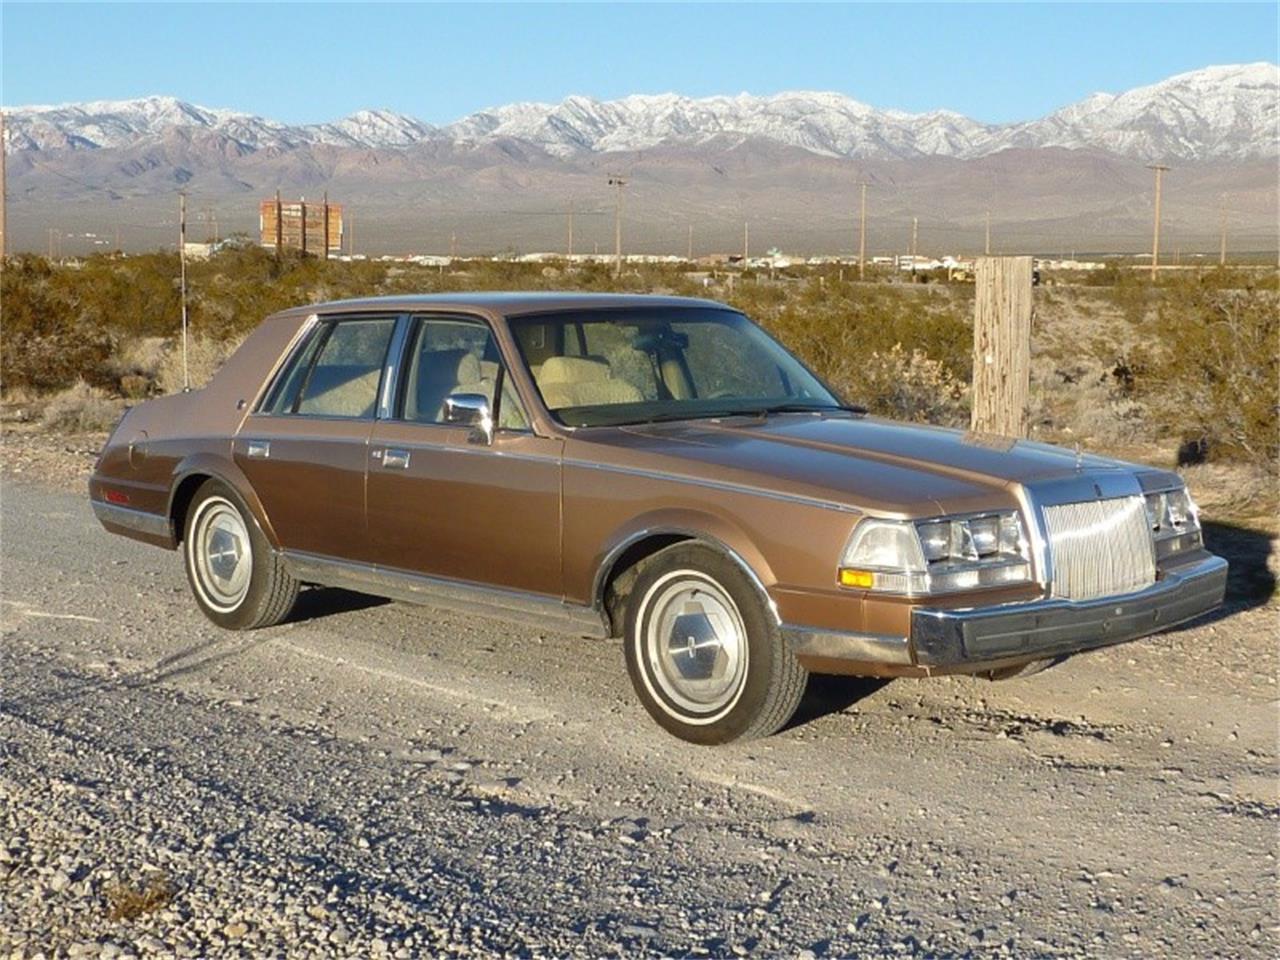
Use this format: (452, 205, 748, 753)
(236, 314, 400, 562)
(365, 315, 563, 597)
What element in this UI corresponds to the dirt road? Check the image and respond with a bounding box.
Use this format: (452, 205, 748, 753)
(2, 478, 1276, 958)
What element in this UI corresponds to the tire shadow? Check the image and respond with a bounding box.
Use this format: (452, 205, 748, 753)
(1201, 520, 1276, 614)
(785, 673, 889, 731)
(284, 587, 391, 624)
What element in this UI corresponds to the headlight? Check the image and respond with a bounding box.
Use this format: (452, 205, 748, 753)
(1145, 487, 1202, 559)
(839, 512, 1032, 595)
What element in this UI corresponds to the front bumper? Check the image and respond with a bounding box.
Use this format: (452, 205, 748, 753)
(911, 552, 1228, 667)
(783, 552, 1228, 675)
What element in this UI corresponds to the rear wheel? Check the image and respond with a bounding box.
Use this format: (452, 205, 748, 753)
(183, 479, 298, 629)
(624, 543, 807, 744)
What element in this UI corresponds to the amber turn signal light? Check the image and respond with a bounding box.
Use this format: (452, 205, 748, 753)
(838, 568, 875, 589)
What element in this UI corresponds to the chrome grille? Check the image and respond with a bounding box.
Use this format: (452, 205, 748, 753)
(1042, 496, 1156, 601)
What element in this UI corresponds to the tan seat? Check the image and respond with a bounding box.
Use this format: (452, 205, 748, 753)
(296, 365, 382, 418)
(449, 353, 528, 429)
(537, 356, 643, 409)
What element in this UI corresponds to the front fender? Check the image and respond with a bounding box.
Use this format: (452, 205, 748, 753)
(590, 507, 779, 615)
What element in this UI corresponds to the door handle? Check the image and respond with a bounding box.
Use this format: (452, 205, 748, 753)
(246, 440, 270, 459)
(381, 448, 411, 470)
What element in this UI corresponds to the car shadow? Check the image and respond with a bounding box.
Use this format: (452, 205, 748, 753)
(1201, 520, 1276, 615)
(785, 673, 889, 731)
(284, 587, 391, 624)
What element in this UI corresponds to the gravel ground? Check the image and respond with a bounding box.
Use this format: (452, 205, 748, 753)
(1, 430, 1278, 959)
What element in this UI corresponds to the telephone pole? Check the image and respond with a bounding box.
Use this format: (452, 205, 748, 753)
(911, 216, 918, 275)
(1218, 196, 1227, 266)
(687, 223, 693, 261)
(0, 110, 7, 264)
(743, 221, 749, 264)
(274, 189, 283, 261)
(607, 175, 626, 277)
(322, 192, 330, 261)
(858, 181, 868, 280)
(567, 199, 574, 257)
(179, 192, 189, 390)
(984, 210, 991, 255)
(1147, 164, 1169, 281)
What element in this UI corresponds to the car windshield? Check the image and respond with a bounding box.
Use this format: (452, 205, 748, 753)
(508, 307, 844, 427)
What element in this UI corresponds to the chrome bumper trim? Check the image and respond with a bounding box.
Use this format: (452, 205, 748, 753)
(911, 553, 1228, 666)
(781, 626, 912, 664)
(91, 500, 172, 540)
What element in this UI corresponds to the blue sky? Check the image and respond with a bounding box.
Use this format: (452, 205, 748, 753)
(2, 2, 1276, 123)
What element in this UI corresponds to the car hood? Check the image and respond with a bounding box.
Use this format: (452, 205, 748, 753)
(581, 414, 1162, 517)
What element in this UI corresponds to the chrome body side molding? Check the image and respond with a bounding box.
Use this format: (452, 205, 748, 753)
(91, 500, 173, 541)
(780, 625, 912, 664)
(281, 550, 610, 639)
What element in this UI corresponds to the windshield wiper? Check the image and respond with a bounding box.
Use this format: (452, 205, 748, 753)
(619, 402, 866, 427)
(746, 402, 868, 416)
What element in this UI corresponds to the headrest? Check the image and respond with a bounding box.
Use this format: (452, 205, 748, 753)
(539, 356, 611, 385)
(456, 352, 482, 384)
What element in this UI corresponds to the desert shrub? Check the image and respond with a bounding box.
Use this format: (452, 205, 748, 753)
(2, 327, 117, 393)
(40, 379, 125, 432)
(157, 334, 247, 394)
(1130, 274, 1278, 469)
(854, 344, 968, 425)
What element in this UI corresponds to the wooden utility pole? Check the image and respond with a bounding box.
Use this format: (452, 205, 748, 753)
(322, 192, 330, 261)
(910, 216, 919, 278)
(858, 181, 868, 280)
(179, 192, 190, 391)
(608, 175, 626, 277)
(348, 208, 355, 257)
(1218, 197, 1227, 266)
(48, 227, 55, 260)
(743, 221, 749, 264)
(0, 110, 7, 264)
(274, 189, 283, 260)
(450, 232, 457, 258)
(1147, 164, 1169, 280)
(971, 256, 1033, 438)
(567, 199, 574, 257)
(687, 223, 693, 261)
(984, 210, 991, 255)
(299, 198, 308, 257)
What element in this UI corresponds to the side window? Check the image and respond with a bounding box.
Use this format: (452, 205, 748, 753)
(266, 317, 396, 418)
(401, 318, 529, 430)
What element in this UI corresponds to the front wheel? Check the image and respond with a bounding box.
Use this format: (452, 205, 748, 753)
(624, 543, 807, 744)
(183, 479, 299, 630)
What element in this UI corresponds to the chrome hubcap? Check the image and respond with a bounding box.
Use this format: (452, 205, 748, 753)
(643, 572, 748, 718)
(191, 499, 251, 611)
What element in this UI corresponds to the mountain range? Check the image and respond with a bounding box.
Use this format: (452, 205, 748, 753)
(4, 63, 1277, 256)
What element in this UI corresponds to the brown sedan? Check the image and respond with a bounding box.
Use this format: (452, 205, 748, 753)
(90, 293, 1227, 743)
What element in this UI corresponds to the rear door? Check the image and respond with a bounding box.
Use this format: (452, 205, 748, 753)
(365, 314, 563, 596)
(235, 313, 401, 562)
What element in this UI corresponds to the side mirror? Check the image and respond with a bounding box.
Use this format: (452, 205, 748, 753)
(443, 393, 493, 445)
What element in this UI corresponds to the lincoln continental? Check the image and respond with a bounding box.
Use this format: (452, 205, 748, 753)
(90, 294, 1227, 743)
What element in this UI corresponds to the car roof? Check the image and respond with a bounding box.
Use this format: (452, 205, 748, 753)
(284, 291, 733, 319)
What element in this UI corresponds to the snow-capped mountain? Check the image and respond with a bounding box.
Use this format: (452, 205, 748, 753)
(4, 63, 1276, 162)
